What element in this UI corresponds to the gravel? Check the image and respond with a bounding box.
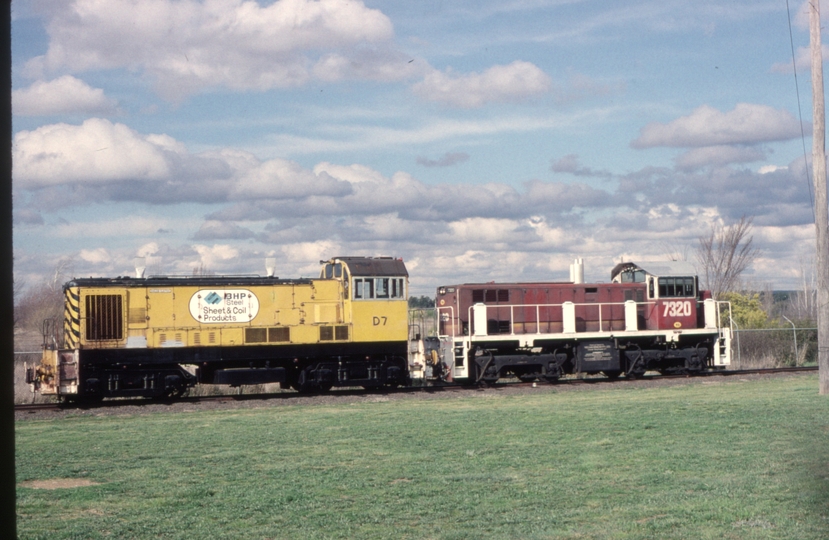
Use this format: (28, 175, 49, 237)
(15, 371, 809, 422)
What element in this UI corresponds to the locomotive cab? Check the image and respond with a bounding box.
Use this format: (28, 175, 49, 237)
(611, 261, 703, 331)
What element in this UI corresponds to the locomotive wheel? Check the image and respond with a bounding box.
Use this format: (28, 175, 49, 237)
(518, 374, 538, 383)
(291, 367, 315, 393)
(164, 386, 187, 399)
(291, 366, 334, 393)
(603, 370, 622, 380)
(481, 365, 500, 384)
(625, 367, 646, 379)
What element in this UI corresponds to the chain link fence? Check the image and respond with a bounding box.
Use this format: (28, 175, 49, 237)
(730, 327, 817, 369)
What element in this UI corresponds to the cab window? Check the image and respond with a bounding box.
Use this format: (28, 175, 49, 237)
(620, 269, 646, 283)
(353, 278, 374, 299)
(376, 278, 389, 298)
(657, 277, 695, 298)
(353, 277, 406, 300)
(323, 263, 343, 279)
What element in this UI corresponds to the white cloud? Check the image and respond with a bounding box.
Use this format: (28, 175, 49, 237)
(261, 110, 592, 156)
(312, 49, 425, 82)
(14, 118, 171, 187)
(674, 145, 766, 170)
(192, 221, 256, 240)
(13, 75, 118, 116)
(632, 103, 803, 149)
(137, 242, 160, 258)
(759, 165, 786, 174)
(190, 244, 241, 273)
(312, 162, 389, 184)
(412, 61, 552, 108)
(79, 248, 112, 264)
(27, 0, 396, 100)
(281, 241, 341, 269)
(232, 159, 352, 200)
(52, 216, 177, 239)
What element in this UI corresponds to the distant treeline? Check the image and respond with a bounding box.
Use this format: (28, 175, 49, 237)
(408, 296, 434, 308)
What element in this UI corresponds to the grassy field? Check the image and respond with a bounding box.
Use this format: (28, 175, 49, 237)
(15, 375, 829, 539)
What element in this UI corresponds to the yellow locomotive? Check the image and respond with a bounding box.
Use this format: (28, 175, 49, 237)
(27, 256, 410, 399)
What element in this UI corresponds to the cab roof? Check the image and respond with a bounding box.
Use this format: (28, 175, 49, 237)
(330, 256, 408, 277)
(611, 261, 696, 281)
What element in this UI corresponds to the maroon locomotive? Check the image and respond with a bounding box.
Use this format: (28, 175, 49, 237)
(432, 260, 731, 383)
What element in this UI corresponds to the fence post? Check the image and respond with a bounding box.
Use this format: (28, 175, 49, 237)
(782, 315, 798, 364)
(732, 319, 741, 368)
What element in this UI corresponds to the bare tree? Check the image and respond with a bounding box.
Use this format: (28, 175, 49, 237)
(192, 262, 214, 276)
(14, 259, 73, 336)
(660, 241, 690, 262)
(785, 255, 818, 322)
(696, 215, 759, 299)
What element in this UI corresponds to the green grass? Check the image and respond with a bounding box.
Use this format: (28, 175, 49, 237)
(16, 375, 829, 539)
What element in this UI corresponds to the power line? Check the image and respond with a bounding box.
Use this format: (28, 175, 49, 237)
(787, 0, 817, 221)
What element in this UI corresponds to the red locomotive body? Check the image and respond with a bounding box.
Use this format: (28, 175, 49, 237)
(434, 261, 731, 383)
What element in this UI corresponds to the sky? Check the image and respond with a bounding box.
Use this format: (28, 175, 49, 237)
(10, 0, 829, 296)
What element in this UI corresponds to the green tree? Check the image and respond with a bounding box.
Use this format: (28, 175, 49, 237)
(720, 291, 773, 329)
(408, 296, 434, 308)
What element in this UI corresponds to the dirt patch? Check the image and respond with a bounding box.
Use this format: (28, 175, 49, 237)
(20, 478, 101, 490)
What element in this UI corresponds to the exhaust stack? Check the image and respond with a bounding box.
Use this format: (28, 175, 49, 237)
(134, 257, 146, 279)
(569, 258, 584, 284)
(265, 257, 276, 278)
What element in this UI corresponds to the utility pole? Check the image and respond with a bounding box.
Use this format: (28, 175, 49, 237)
(810, 0, 829, 394)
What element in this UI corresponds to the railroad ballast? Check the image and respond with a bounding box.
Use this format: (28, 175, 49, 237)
(26, 257, 732, 401)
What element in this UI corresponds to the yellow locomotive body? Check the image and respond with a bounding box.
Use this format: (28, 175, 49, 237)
(29, 256, 410, 399)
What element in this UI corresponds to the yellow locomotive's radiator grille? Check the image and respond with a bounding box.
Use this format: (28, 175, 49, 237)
(335, 325, 349, 340)
(268, 327, 290, 342)
(85, 295, 123, 341)
(245, 328, 267, 343)
(320, 325, 349, 341)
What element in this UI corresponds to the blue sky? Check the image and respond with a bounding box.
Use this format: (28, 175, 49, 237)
(10, 0, 826, 295)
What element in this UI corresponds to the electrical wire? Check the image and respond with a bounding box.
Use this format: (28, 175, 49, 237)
(787, 0, 817, 222)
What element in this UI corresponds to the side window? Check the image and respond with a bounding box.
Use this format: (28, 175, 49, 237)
(376, 278, 389, 298)
(354, 278, 363, 299)
(391, 278, 405, 298)
(353, 277, 405, 300)
(657, 277, 695, 298)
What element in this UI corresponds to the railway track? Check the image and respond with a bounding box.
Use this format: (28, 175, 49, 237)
(14, 365, 819, 413)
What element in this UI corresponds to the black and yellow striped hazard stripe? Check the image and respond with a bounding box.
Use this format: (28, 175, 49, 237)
(64, 287, 80, 349)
